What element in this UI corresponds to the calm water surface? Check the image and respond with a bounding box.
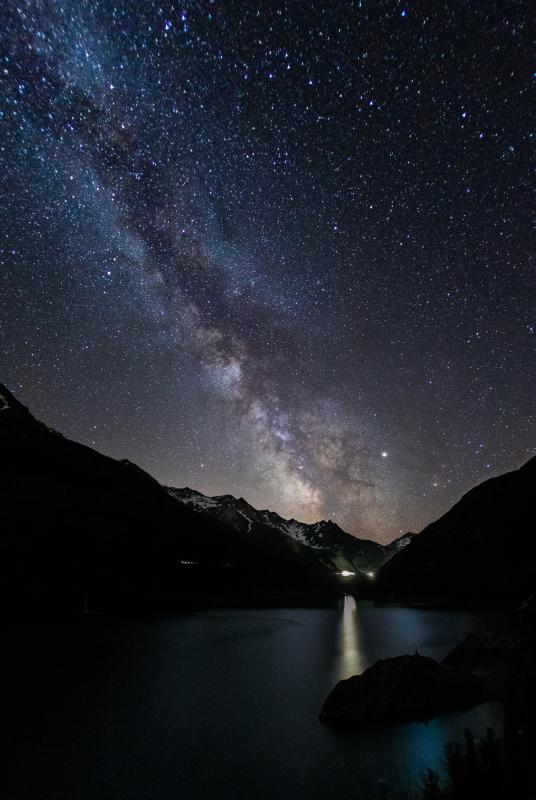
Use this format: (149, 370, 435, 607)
(2, 600, 503, 800)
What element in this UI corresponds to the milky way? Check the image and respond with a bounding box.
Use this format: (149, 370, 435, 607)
(1, 1, 534, 542)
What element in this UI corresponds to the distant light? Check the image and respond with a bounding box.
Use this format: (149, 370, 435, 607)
(340, 570, 356, 577)
(367, 571, 375, 579)
(381, 451, 388, 458)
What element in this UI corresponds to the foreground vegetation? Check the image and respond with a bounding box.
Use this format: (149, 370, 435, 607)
(405, 729, 504, 799)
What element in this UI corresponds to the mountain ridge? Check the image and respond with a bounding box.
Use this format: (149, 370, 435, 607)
(0, 381, 404, 613)
(375, 454, 536, 604)
(167, 485, 414, 574)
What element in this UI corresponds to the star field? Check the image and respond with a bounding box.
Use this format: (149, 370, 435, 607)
(1, 0, 534, 542)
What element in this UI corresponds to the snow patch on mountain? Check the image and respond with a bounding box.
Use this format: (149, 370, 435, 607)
(394, 535, 412, 550)
(260, 512, 327, 549)
(236, 509, 252, 532)
(167, 488, 222, 512)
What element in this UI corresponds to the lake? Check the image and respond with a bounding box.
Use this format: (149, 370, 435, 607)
(1, 599, 504, 800)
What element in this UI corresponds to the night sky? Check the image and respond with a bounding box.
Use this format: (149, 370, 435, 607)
(1, 1, 534, 542)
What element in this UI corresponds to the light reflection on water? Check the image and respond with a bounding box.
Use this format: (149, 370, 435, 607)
(335, 594, 365, 681)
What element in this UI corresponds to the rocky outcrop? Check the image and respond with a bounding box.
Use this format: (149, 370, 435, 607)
(442, 632, 518, 699)
(320, 652, 484, 726)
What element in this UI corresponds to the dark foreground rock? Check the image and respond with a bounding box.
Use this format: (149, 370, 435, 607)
(504, 596, 536, 798)
(320, 653, 484, 726)
(443, 632, 518, 699)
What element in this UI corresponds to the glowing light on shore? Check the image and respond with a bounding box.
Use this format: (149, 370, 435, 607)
(340, 570, 356, 577)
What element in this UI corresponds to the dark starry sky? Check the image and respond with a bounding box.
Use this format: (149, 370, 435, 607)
(1, 0, 534, 542)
